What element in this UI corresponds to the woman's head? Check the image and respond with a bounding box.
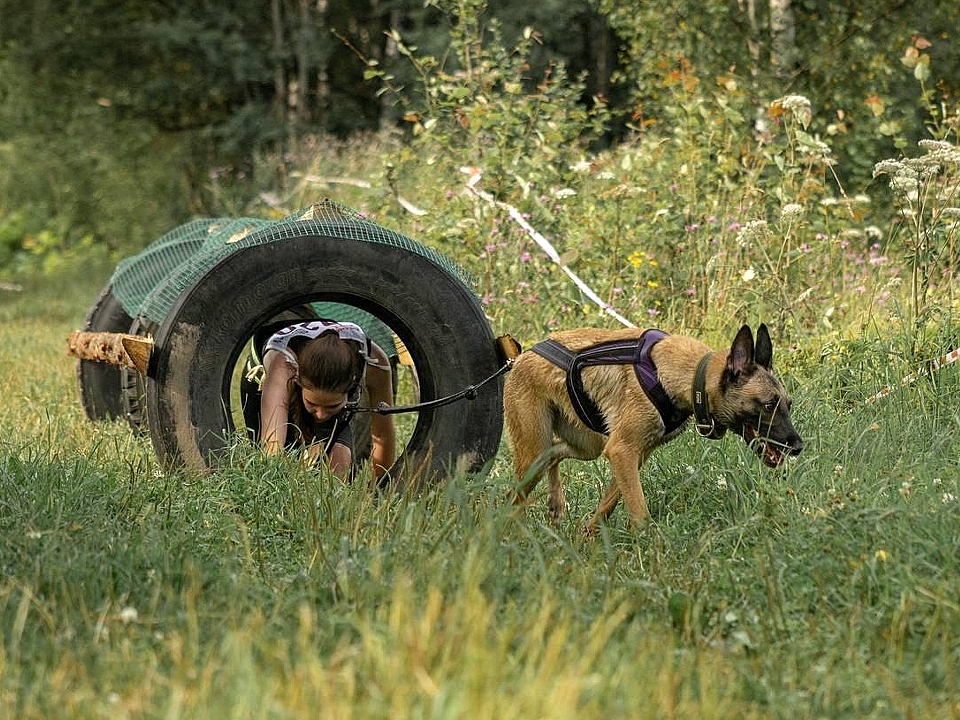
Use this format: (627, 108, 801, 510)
(291, 332, 364, 421)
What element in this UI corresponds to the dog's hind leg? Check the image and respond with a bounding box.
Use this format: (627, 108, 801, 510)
(582, 481, 621, 537)
(513, 442, 570, 505)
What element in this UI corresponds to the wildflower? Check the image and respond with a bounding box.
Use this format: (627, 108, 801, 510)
(918, 139, 960, 164)
(874, 549, 889, 563)
(520, 251, 531, 263)
(553, 187, 577, 199)
(727, 221, 742, 232)
(118, 606, 139, 624)
(900, 481, 912, 498)
(773, 94, 812, 128)
(685, 223, 700, 232)
(943, 493, 956, 503)
(741, 267, 756, 282)
(933, 477, 943, 486)
(27, 530, 42, 540)
(780, 203, 804, 220)
(735, 220, 767, 248)
(717, 475, 728, 490)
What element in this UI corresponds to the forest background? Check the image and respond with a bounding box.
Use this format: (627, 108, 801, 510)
(2, 1, 960, 718)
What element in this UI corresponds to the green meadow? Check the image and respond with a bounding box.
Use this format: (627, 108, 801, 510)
(3, 6, 960, 717)
(2, 210, 960, 718)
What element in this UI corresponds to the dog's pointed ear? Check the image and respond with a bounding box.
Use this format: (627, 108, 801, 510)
(754, 323, 773, 369)
(726, 324, 755, 377)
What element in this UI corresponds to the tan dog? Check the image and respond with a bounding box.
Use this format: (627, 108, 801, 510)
(503, 324, 803, 533)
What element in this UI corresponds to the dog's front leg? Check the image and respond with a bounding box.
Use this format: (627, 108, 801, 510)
(605, 438, 651, 527)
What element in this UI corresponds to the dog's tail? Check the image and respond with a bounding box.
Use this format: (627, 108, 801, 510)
(518, 443, 573, 491)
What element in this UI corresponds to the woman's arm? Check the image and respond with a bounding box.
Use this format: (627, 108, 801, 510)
(366, 343, 396, 478)
(259, 349, 296, 455)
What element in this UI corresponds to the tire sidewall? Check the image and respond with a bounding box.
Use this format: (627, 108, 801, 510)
(146, 234, 503, 481)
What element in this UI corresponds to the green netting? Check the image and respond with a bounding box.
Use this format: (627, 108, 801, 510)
(109, 201, 474, 353)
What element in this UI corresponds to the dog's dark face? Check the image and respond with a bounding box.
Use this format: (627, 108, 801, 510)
(715, 324, 804, 467)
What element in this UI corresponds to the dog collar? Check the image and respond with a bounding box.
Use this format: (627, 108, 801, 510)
(692, 352, 726, 439)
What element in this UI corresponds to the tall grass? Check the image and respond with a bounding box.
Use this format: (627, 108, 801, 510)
(2, 243, 960, 718)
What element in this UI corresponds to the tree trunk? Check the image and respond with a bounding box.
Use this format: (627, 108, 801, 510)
(769, 0, 797, 79)
(271, 0, 286, 123)
(296, 0, 311, 127)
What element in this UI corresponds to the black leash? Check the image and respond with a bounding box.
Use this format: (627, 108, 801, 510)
(348, 361, 513, 415)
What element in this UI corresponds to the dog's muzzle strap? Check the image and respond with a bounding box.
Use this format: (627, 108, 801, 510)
(693, 352, 726, 439)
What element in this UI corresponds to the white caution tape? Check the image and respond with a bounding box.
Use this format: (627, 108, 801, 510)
(866, 346, 960, 404)
(462, 167, 636, 328)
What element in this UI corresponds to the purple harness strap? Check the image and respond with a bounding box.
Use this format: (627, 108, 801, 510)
(530, 329, 690, 435)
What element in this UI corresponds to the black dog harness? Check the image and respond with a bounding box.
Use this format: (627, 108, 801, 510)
(530, 329, 691, 436)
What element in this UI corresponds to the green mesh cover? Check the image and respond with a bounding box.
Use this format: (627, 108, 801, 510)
(109, 201, 474, 353)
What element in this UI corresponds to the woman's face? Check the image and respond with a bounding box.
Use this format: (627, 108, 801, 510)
(300, 385, 348, 422)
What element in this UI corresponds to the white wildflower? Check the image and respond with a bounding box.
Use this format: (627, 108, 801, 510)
(918, 139, 960, 164)
(799, 138, 833, 160)
(552, 187, 577, 199)
(717, 475, 728, 491)
(820, 197, 838, 206)
(781, 203, 804, 220)
(943, 492, 956, 504)
(118, 606, 139, 624)
(774, 94, 812, 128)
(873, 159, 904, 178)
(736, 220, 768, 248)
(865, 226, 883, 239)
(900, 481, 912, 498)
(741, 266, 756, 282)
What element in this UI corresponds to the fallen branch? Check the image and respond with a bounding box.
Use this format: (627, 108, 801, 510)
(67, 331, 153, 375)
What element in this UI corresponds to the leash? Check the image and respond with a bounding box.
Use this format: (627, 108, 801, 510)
(350, 361, 514, 415)
(350, 334, 521, 416)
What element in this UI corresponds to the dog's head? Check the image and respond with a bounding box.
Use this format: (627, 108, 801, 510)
(714, 324, 803, 466)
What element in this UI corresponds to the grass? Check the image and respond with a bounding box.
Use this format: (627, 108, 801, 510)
(2, 252, 960, 719)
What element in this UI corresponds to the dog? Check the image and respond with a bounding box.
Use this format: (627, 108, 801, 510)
(503, 323, 803, 533)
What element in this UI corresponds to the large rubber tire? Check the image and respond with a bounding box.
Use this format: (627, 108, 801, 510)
(144, 235, 504, 483)
(76, 283, 135, 421)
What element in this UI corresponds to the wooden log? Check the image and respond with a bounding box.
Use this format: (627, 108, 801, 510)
(67, 331, 153, 375)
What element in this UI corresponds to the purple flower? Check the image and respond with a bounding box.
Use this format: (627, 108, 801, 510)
(728, 221, 742, 232)
(520, 251, 531, 263)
